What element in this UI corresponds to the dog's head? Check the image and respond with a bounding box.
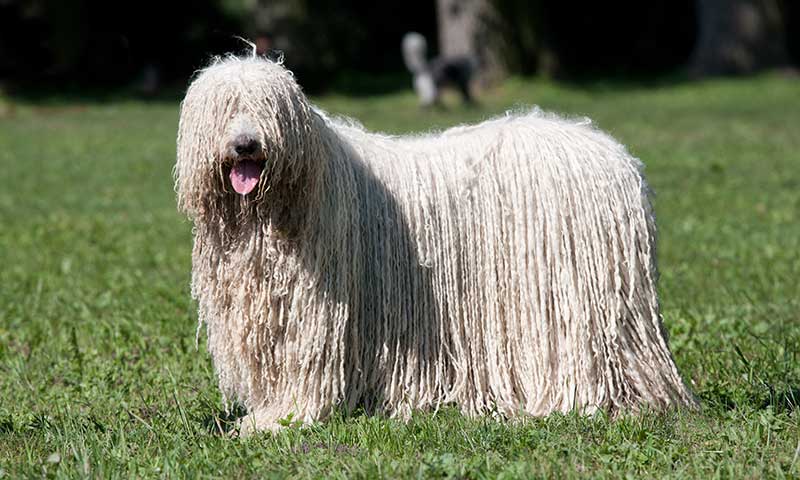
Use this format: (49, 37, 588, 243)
(175, 56, 322, 224)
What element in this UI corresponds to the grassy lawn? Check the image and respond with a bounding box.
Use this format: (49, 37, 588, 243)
(1, 74, 799, 478)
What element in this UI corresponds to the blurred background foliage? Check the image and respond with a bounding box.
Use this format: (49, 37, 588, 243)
(0, 0, 798, 93)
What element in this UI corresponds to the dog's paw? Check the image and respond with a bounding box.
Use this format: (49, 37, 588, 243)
(236, 412, 285, 437)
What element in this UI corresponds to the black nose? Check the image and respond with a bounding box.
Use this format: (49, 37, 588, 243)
(234, 138, 259, 156)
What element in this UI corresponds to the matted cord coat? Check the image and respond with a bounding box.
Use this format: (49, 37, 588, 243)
(175, 56, 696, 433)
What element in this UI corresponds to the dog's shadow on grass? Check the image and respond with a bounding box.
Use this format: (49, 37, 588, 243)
(700, 383, 800, 413)
(763, 385, 800, 412)
(201, 403, 248, 436)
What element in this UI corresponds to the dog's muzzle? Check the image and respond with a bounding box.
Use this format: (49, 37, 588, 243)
(228, 135, 265, 195)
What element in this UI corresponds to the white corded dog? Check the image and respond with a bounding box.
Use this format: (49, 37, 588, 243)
(175, 55, 696, 434)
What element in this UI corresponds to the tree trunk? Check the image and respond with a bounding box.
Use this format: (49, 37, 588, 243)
(689, 0, 789, 76)
(436, 0, 505, 84)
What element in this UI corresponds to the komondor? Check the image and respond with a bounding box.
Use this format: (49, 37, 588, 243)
(175, 55, 696, 433)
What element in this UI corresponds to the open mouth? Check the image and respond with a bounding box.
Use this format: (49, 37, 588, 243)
(229, 159, 264, 195)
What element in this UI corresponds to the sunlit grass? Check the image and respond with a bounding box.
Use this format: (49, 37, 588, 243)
(1, 74, 799, 478)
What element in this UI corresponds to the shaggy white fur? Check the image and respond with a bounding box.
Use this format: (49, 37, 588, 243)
(176, 55, 696, 433)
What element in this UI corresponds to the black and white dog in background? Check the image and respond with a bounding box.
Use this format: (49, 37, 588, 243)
(402, 32, 477, 107)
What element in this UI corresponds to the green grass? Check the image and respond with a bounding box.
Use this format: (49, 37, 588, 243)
(1, 75, 799, 478)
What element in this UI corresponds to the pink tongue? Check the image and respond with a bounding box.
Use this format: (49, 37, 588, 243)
(230, 160, 263, 195)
